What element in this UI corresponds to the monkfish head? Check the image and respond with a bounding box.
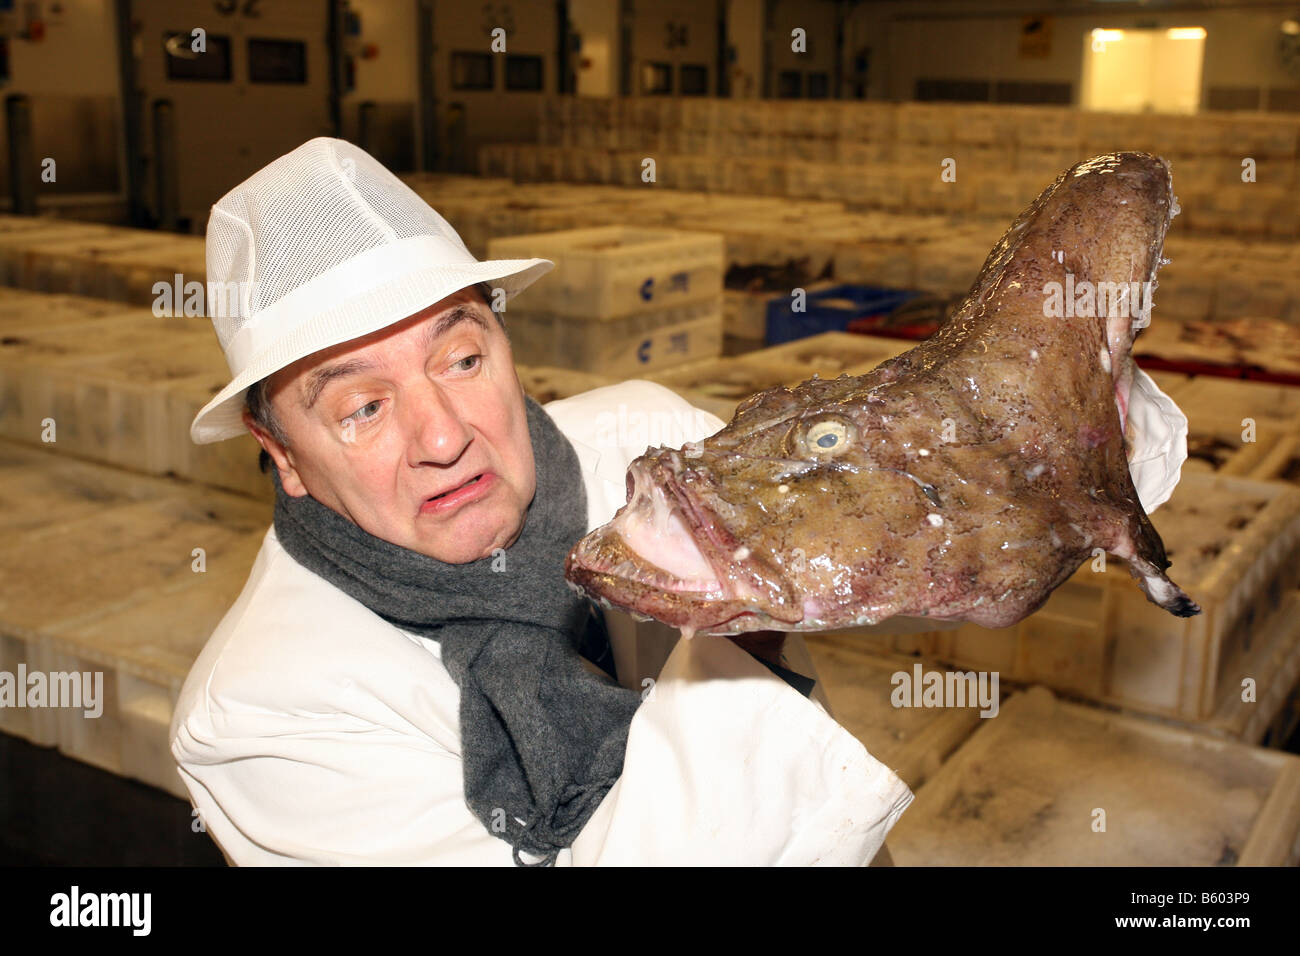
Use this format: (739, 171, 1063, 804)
(564, 373, 930, 636)
(566, 151, 1195, 635)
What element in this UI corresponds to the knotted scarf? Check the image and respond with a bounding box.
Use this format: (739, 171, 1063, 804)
(271, 395, 641, 865)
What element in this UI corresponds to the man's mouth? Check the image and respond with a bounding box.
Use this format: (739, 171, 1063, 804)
(420, 472, 493, 515)
(431, 475, 481, 499)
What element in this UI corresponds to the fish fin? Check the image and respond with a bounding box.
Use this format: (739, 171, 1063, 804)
(1121, 509, 1201, 617)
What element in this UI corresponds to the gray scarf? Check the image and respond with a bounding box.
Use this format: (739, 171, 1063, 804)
(270, 395, 641, 866)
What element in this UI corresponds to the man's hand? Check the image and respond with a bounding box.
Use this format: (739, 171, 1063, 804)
(725, 630, 787, 667)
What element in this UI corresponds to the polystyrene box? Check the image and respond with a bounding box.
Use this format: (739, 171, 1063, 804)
(889, 686, 1300, 866)
(489, 226, 723, 320)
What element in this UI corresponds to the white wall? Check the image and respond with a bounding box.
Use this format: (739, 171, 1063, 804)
(432, 0, 557, 166)
(1, 0, 120, 196)
(571, 0, 618, 97)
(627, 0, 716, 95)
(5, 0, 119, 96)
(847, 1, 1300, 106)
(767, 0, 837, 94)
(727, 0, 762, 98)
(345, 0, 419, 102)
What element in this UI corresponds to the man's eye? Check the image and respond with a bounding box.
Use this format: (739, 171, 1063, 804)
(451, 354, 482, 372)
(345, 400, 383, 424)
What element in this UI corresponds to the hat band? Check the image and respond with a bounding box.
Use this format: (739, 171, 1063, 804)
(225, 233, 476, 373)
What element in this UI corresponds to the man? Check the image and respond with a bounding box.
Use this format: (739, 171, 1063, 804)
(170, 137, 917, 865)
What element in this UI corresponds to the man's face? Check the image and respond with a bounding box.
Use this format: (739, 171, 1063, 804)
(247, 287, 536, 564)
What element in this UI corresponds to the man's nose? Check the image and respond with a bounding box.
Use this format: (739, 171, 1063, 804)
(404, 380, 473, 465)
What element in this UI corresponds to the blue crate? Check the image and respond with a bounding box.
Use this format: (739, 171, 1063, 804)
(765, 284, 924, 346)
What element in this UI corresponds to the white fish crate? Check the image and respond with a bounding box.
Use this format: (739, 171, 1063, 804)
(646, 356, 815, 421)
(502, 297, 722, 378)
(164, 377, 273, 501)
(972, 174, 1037, 218)
(896, 103, 956, 145)
(888, 686, 1300, 866)
(835, 140, 893, 167)
(835, 103, 897, 145)
(0, 456, 269, 792)
(801, 637, 981, 789)
(1216, 116, 1300, 160)
(917, 472, 1300, 722)
(40, 500, 268, 797)
(90, 242, 208, 308)
(1214, 271, 1298, 321)
(476, 143, 514, 179)
(1014, 146, 1085, 178)
(0, 287, 141, 331)
(832, 238, 918, 289)
(1139, 369, 1193, 400)
(755, 331, 911, 376)
(1010, 105, 1081, 150)
(911, 236, 987, 295)
(0, 313, 212, 444)
(8, 231, 162, 296)
(1175, 377, 1300, 434)
(32, 343, 229, 474)
(1152, 270, 1215, 321)
(515, 365, 617, 404)
(488, 226, 723, 320)
(1179, 412, 1291, 479)
(722, 289, 775, 343)
(903, 172, 979, 217)
(1080, 111, 1151, 155)
(1142, 590, 1300, 746)
(0, 220, 119, 287)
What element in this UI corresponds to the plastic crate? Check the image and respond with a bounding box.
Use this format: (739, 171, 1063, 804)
(1175, 377, 1300, 433)
(34, 343, 228, 474)
(1142, 591, 1300, 746)
(0, 459, 270, 795)
(765, 283, 923, 346)
(753, 331, 911, 376)
(1180, 413, 1291, 479)
(164, 377, 273, 501)
(0, 314, 212, 444)
(502, 297, 722, 377)
(488, 226, 723, 319)
(515, 365, 617, 404)
(801, 638, 981, 790)
(646, 356, 814, 421)
(888, 686, 1300, 866)
(913, 472, 1300, 721)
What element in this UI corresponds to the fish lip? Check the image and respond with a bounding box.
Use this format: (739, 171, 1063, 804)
(565, 454, 803, 632)
(647, 457, 784, 583)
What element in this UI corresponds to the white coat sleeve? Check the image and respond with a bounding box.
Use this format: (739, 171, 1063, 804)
(565, 633, 915, 866)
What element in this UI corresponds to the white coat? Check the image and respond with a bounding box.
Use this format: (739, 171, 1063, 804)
(170, 380, 915, 866)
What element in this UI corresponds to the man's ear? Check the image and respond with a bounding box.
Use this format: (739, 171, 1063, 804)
(242, 409, 308, 497)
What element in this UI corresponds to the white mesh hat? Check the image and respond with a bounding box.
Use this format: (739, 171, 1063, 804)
(190, 137, 552, 443)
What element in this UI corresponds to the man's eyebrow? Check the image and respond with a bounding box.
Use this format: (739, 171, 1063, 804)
(302, 303, 490, 411)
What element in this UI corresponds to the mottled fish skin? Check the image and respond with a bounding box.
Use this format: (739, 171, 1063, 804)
(566, 152, 1201, 636)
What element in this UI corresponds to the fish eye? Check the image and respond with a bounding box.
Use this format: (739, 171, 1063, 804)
(796, 416, 856, 458)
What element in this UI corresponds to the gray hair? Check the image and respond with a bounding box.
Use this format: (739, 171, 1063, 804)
(245, 282, 502, 473)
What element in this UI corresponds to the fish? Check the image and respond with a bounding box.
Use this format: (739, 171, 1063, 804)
(565, 152, 1201, 636)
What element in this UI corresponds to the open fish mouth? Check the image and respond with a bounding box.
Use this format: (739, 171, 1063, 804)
(565, 449, 803, 634)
